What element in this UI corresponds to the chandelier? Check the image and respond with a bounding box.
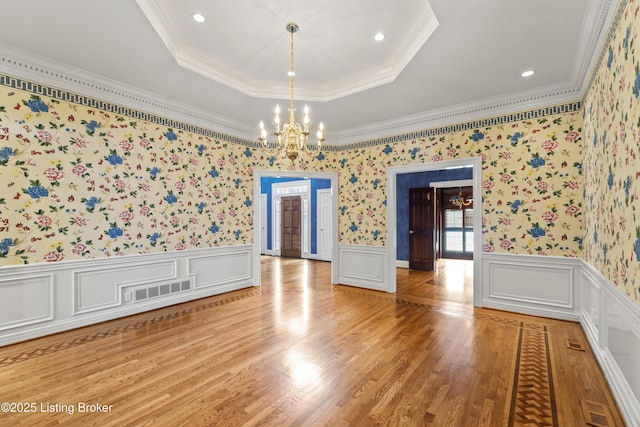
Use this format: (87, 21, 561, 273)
(258, 23, 325, 161)
(450, 188, 473, 209)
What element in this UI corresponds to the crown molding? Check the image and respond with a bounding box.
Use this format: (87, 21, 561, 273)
(329, 81, 582, 146)
(0, 43, 257, 141)
(577, 0, 623, 97)
(0, 0, 622, 148)
(136, 0, 439, 103)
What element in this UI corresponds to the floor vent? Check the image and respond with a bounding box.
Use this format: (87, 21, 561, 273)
(580, 400, 614, 427)
(133, 278, 192, 303)
(565, 337, 585, 351)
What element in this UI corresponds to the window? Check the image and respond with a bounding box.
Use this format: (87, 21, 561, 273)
(440, 187, 473, 259)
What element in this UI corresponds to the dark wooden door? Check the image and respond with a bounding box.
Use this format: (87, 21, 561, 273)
(281, 196, 301, 258)
(409, 187, 435, 271)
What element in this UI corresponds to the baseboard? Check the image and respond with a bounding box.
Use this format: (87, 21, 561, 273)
(396, 260, 410, 268)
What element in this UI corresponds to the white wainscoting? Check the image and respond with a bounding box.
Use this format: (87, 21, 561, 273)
(482, 253, 582, 321)
(0, 245, 254, 346)
(338, 244, 388, 292)
(482, 252, 640, 426)
(580, 262, 640, 426)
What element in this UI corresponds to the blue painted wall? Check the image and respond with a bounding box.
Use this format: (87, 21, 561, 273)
(260, 177, 331, 254)
(396, 168, 473, 261)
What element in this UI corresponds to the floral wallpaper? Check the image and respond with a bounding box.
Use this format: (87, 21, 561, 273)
(582, 0, 640, 303)
(0, 81, 585, 267)
(331, 114, 584, 257)
(0, 93, 258, 264)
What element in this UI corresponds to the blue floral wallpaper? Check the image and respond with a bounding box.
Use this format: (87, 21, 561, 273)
(331, 113, 585, 257)
(583, 0, 640, 303)
(0, 86, 585, 268)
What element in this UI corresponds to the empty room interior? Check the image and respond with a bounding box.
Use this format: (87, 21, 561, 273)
(0, 1, 639, 426)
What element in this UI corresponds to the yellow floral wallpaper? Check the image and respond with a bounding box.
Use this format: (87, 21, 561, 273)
(331, 114, 584, 256)
(583, 0, 640, 303)
(0, 93, 258, 263)
(0, 78, 585, 266)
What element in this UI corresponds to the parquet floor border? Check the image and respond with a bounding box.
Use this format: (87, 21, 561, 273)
(508, 322, 558, 427)
(0, 283, 560, 426)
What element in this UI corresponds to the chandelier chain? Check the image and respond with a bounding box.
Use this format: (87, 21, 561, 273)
(289, 27, 295, 117)
(258, 22, 325, 161)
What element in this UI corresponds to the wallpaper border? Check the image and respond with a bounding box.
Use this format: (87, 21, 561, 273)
(0, 73, 580, 152)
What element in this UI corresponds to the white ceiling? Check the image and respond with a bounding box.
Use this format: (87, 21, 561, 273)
(0, 0, 618, 144)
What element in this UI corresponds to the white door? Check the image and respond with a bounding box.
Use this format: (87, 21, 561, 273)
(260, 194, 267, 254)
(317, 189, 332, 261)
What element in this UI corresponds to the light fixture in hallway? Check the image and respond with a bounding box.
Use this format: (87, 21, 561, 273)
(449, 188, 472, 209)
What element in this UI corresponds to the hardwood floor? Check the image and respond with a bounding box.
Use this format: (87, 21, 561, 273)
(0, 257, 625, 426)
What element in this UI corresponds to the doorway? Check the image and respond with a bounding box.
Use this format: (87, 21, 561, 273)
(386, 157, 482, 307)
(281, 196, 301, 258)
(438, 187, 474, 260)
(253, 171, 340, 286)
(409, 187, 435, 270)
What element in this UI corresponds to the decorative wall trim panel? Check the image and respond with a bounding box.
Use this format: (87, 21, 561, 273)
(74, 261, 177, 314)
(0, 275, 54, 331)
(0, 245, 254, 346)
(338, 245, 387, 292)
(482, 253, 581, 321)
(579, 261, 640, 427)
(189, 248, 251, 289)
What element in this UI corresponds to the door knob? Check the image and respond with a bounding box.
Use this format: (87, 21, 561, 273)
(409, 230, 414, 235)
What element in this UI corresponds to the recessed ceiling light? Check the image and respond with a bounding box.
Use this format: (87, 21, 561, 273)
(192, 13, 206, 23)
(374, 32, 386, 42)
(521, 70, 535, 77)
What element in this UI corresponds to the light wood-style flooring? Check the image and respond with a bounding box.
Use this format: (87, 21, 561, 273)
(0, 257, 625, 426)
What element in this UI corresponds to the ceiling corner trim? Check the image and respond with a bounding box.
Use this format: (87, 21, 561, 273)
(575, 0, 623, 100)
(136, 0, 183, 54)
(390, 5, 440, 80)
(136, 0, 441, 102)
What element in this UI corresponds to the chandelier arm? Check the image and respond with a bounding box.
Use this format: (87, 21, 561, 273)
(260, 139, 284, 156)
(301, 141, 323, 155)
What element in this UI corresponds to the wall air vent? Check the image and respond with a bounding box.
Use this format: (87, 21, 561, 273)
(132, 277, 192, 303)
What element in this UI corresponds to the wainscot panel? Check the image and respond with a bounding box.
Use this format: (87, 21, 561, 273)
(338, 245, 388, 292)
(190, 249, 251, 289)
(0, 274, 54, 331)
(580, 262, 640, 427)
(74, 260, 177, 314)
(0, 245, 254, 346)
(482, 253, 581, 321)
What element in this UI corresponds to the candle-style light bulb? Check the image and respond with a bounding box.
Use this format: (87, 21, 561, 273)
(274, 105, 281, 124)
(303, 105, 310, 133)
